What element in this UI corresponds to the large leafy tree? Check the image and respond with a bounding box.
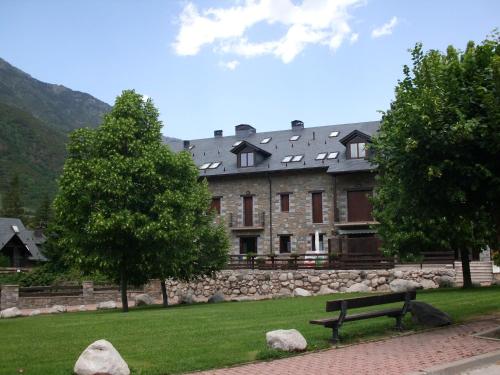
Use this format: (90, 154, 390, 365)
(53, 90, 228, 311)
(372, 34, 500, 287)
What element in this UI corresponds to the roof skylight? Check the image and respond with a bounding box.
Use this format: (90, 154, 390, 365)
(282, 156, 293, 163)
(208, 162, 221, 169)
(232, 140, 243, 147)
(199, 163, 211, 170)
(292, 155, 303, 162)
(260, 137, 272, 144)
(329, 131, 339, 137)
(289, 135, 300, 141)
(327, 152, 339, 159)
(188, 145, 195, 150)
(316, 153, 327, 160)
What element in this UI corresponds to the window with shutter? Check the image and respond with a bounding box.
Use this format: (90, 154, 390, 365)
(280, 193, 289, 212)
(243, 196, 253, 226)
(312, 192, 323, 223)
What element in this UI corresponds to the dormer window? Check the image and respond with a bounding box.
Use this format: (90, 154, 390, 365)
(239, 152, 254, 167)
(349, 142, 366, 159)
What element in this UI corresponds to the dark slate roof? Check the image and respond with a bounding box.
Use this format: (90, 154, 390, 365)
(0, 218, 47, 261)
(163, 121, 379, 177)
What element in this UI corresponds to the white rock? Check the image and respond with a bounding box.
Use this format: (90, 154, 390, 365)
(78, 305, 87, 311)
(316, 285, 335, 295)
(0, 307, 21, 318)
(266, 329, 307, 352)
(419, 279, 438, 289)
(30, 309, 41, 316)
(293, 288, 312, 297)
(134, 293, 154, 306)
(74, 339, 130, 375)
(97, 301, 117, 310)
(50, 305, 67, 313)
(389, 279, 421, 293)
(346, 283, 371, 293)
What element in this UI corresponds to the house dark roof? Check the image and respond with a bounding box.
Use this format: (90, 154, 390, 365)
(163, 121, 379, 177)
(0, 218, 47, 261)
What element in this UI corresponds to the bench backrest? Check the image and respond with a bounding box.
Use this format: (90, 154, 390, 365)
(326, 291, 416, 312)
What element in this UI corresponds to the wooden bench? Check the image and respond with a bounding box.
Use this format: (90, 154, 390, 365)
(310, 291, 416, 343)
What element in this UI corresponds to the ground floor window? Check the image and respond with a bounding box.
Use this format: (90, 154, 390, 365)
(239, 236, 257, 254)
(279, 235, 291, 253)
(311, 233, 325, 251)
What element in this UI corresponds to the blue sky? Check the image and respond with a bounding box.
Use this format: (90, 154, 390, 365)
(0, 0, 498, 140)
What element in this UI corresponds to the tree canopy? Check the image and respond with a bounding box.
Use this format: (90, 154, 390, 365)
(1, 174, 25, 221)
(372, 33, 500, 287)
(53, 90, 228, 310)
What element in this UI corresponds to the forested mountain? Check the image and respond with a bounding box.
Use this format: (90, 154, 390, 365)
(0, 58, 111, 213)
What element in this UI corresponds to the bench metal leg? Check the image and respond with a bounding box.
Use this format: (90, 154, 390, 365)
(331, 324, 340, 344)
(395, 315, 404, 331)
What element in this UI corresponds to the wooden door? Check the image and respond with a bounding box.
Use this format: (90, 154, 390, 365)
(347, 190, 373, 221)
(243, 196, 253, 226)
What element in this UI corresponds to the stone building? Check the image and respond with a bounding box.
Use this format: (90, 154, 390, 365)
(164, 120, 379, 257)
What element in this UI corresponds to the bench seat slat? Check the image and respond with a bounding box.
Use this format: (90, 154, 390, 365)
(326, 291, 416, 311)
(310, 308, 403, 327)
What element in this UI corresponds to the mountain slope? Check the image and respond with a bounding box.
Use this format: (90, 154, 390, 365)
(0, 102, 67, 207)
(0, 57, 110, 132)
(0, 57, 112, 213)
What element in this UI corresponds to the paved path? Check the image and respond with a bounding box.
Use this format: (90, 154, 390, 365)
(192, 319, 500, 375)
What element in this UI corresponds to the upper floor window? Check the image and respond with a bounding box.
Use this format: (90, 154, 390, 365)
(239, 152, 254, 167)
(349, 142, 366, 159)
(280, 193, 290, 212)
(312, 192, 323, 223)
(210, 197, 221, 214)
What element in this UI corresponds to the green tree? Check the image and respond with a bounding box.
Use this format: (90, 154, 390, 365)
(33, 194, 52, 229)
(143, 153, 229, 306)
(53, 90, 228, 311)
(1, 174, 25, 220)
(372, 33, 500, 288)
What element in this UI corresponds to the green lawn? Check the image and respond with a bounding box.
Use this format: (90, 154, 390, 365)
(1, 287, 499, 375)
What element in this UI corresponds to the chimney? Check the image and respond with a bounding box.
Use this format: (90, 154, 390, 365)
(214, 130, 223, 137)
(291, 120, 304, 130)
(235, 124, 256, 137)
(183, 140, 190, 150)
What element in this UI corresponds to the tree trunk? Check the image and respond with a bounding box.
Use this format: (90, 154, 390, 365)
(160, 280, 168, 308)
(120, 265, 129, 312)
(460, 247, 473, 288)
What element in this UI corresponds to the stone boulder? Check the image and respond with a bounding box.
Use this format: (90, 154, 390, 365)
(293, 288, 312, 297)
(316, 285, 335, 296)
(346, 283, 370, 293)
(208, 292, 225, 303)
(419, 279, 438, 289)
(30, 309, 41, 316)
(180, 293, 196, 304)
(49, 305, 67, 313)
(74, 339, 130, 375)
(0, 307, 21, 318)
(389, 279, 421, 293)
(436, 275, 456, 288)
(266, 329, 307, 352)
(97, 301, 117, 310)
(134, 293, 154, 306)
(410, 301, 452, 327)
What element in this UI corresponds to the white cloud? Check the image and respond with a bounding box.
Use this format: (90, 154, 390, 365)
(219, 60, 240, 70)
(371, 16, 398, 38)
(349, 32, 359, 44)
(173, 0, 362, 63)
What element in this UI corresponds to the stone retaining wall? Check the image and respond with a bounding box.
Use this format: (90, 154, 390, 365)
(165, 268, 456, 304)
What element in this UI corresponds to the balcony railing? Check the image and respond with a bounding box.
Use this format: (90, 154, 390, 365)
(227, 253, 394, 270)
(228, 211, 265, 230)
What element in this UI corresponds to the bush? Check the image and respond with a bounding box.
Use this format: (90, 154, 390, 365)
(0, 254, 10, 267)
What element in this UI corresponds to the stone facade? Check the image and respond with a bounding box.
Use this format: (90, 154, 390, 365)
(209, 169, 339, 255)
(164, 268, 455, 304)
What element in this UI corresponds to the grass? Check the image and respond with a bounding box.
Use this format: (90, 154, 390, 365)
(1, 286, 499, 375)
